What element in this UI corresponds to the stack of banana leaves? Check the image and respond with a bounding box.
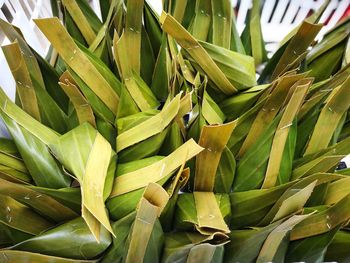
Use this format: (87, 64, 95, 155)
(1, 0, 350, 262)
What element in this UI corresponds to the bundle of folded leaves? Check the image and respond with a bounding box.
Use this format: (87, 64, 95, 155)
(1, 0, 350, 262)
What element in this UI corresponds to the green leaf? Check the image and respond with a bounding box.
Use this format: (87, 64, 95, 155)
(211, 0, 231, 49)
(233, 116, 280, 191)
(1, 113, 70, 188)
(214, 146, 236, 193)
(285, 227, 339, 263)
(224, 221, 281, 263)
(0, 178, 78, 222)
(151, 34, 171, 101)
(230, 182, 293, 229)
(0, 195, 53, 235)
(49, 123, 116, 240)
(11, 217, 111, 260)
(34, 18, 120, 115)
(291, 193, 350, 240)
(160, 12, 237, 95)
(325, 230, 350, 262)
(190, 0, 211, 41)
(257, 214, 311, 263)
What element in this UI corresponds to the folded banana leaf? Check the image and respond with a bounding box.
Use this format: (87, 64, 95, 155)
(49, 123, 116, 240)
(224, 221, 281, 263)
(162, 232, 227, 263)
(160, 12, 237, 95)
(34, 18, 120, 117)
(285, 227, 339, 263)
(110, 138, 203, 197)
(107, 139, 202, 220)
(259, 21, 323, 83)
(291, 193, 350, 240)
(220, 84, 269, 120)
(160, 168, 190, 231)
(194, 122, 235, 192)
(116, 93, 181, 153)
(230, 173, 339, 229)
(7, 217, 111, 260)
(174, 192, 230, 235)
(0, 194, 53, 236)
(0, 178, 78, 222)
(256, 214, 311, 263)
(102, 183, 168, 263)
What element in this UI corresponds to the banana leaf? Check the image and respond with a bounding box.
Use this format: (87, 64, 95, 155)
(59, 73, 96, 128)
(220, 84, 268, 120)
(34, 18, 120, 116)
(0, 19, 44, 88)
(240, 0, 267, 65)
(28, 185, 81, 213)
(256, 214, 311, 263)
(0, 221, 33, 246)
(0, 250, 97, 263)
(0, 178, 78, 222)
(160, 12, 237, 95)
(160, 168, 190, 231)
(144, 2, 162, 55)
(103, 183, 168, 263)
(233, 115, 281, 191)
(325, 176, 350, 205)
(191, 40, 256, 89)
(226, 98, 266, 155)
(159, 122, 184, 156)
(162, 232, 227, 263)
(116, 93, 180, 153)
(214, 146, 236, 193)
(291, 193, 350, 240)
(259, 180, 317, 225)
(2, 43, 41, 121)
(151, 34, 172, 101)
(194, 122, 235, 191)
(224, 221, 281, 263)
(239, 73, 307, 157)
(262, 79, 310, 188)
(190, 0, 211, 41)
(285, 227, 339, 263)
(278, 120, 297, 184)
(62, 0, 97, 45)
(33, 49, 69, 113)
(0, 195, 53, 235)
(0, 164, 30, 184)
(202, 90, 226, 124)
(259, 21, 322, 82)
(9, 217, 111, 260)
(111, 138, 203, 197)
(2, 42, 69, 133)
(174, 192, 230, 234)
(123, 183, 168, 263)
(325, 230, 350, 262)
(211, 0, 231, 49)
(118, 128, 169, 162)
(0, 89, 58, 145)
(304, 76, 350, 155)
(0, 112, 70, 188)
(49, 123, 116, 240)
